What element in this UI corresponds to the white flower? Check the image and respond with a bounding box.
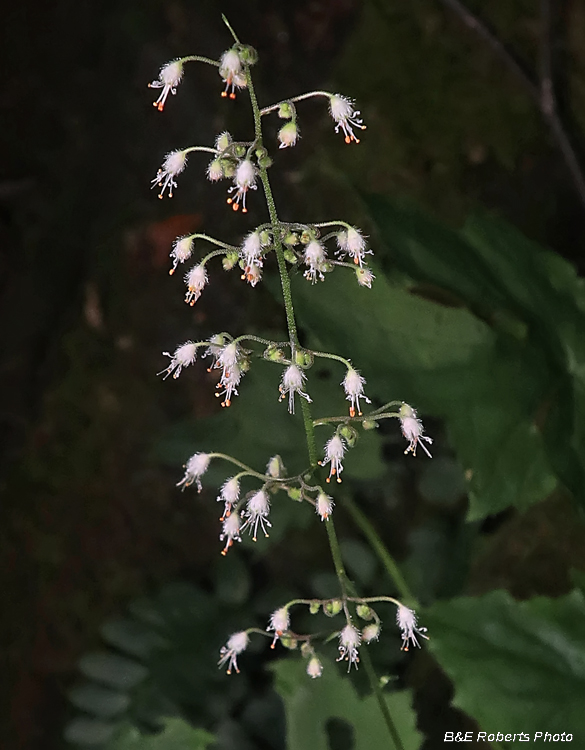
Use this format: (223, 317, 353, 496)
(242, 489, 272, 542)
(169, 236, 194, 275)
(219, 49, 246, 99)
(306, 656, 323, 679)
(320, 434, 346, 483)
(329, 94, 366, 144)
(315, 492, 334, 521)
(267, 607, 290, 647)
(303, 240, 327, 283)
(336, 227, 372, 267)
(207, 159, 224, 182)
(218, 630, 249, 674)
(399, 403, 433, 457)
(342, 368, 371, 417)
(220, 511, 242, 555)
(241, 231, 264, 270)
(337, 624, 360, 671)
(242, 263, 262, 287)
(149, 60, 183, 111)
(159, 341, 198, 380)
(362, 623, 381, 643)
(218, 477, 240, 520)
(151, 150, 187, 199)
(278, 121, 299, 149)
(396, 604, 429, 651)
(356, 267, 375, 288)
(216, 363, 242, 407)
(177, 452, 210, 492)
(227, 159, 257, 213)
(279, 364, 312, 414)
(184, 264, 208, 306)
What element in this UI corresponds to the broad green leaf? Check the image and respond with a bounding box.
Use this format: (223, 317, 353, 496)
(79, 653, 148, 691)
(64, 717, 117, 746)
(425, 589, 585, 737)
(108, 718, 214, 750)
(68, 682, 130, 718)
(291, 263, 556, 519)
(271, 658, 422, 750)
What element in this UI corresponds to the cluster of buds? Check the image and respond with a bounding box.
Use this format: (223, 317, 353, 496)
(218, 599, 427, 678)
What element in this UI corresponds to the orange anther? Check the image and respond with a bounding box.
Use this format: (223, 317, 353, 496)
(221, 91, 227, 98)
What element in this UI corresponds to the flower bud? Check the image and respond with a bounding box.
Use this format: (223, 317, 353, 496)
(266, 454, 286, 478)
(238, 45, 258, 65)
(280, 635, 297, 650)
(234, 144, 247, 158)
(258, 155, 273, 169)
(215, 131, 232, 152)
(307, 656, 323, 679)
(259, 230, 271, 246)
(221, 159, 236, 178)
(278, 121, 299, 149)
(300, 228, 315, 244)
(356, 604, 373, 621)
(264, 344, 286, 362)
(287, 487, 302, 502)
(309, 601, 321, 615)
(339, 424, 359, 447)
(223, 252, 239, 270)
(284, 232, 299, 246)
(362, 419, 378, 431)
(324, 600, 343, 617)
(278, 101, 295, 119)
(283, 249, 298, 264)
(207, 159, 224, 182)
(362, 623, 381, 643)
(294, 349, 313, 368)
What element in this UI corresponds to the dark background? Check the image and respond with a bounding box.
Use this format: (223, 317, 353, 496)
(2, 1, 585, 748)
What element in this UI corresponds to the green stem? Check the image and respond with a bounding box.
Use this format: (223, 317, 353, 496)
(242, 42, 403, 750)
(343, 494, 418, 606)
(360, 648, 406, 750)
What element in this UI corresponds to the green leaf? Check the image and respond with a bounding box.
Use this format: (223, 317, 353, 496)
(68, 682, 130, 718)
(292, 262, 556, 519)
(78, 653, 148, 691)
(271, 658, 423, 750)
(64, 717, 117, 746)
(425, 589, 585, 737)
(107, 718, 214, 750)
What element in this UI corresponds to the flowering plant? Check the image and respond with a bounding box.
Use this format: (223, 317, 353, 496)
(150, 16, 431, 743)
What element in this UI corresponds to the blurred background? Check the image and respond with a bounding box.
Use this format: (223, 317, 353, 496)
(2, 1, 585, 749)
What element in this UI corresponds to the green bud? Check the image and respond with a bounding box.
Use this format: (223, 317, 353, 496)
(362, 419, 378, 431)
(222, 252, 239, 271)
(278, 121, 298, 148)
(216, 132, 232, 152)
(300, 228, 315, 244)
(324, 600, 343, 617)
(264, 344, 285, 362)
(239, 358, 251, 373)
(309, 601, 321, 615)
(221, 159, 236, 178)
(278, 101, 295, 119)
(300, 641, 312, 658)
(259, 230, 271, 246)
(259, 155, 273, 169)
(284, 232, 299, 246)
(356, 604, 373, 621)
(283, 249, 298, 264)
(294, 349, 313, 368)
(287, 487, 302, 502)
(280, 635, 297, 650)
(339, 424, 359, 447)
(321, 261, 334, 273)
(238, 45, 258, 65)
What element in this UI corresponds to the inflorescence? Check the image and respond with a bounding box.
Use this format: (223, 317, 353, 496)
(150, 28, 430, 680)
